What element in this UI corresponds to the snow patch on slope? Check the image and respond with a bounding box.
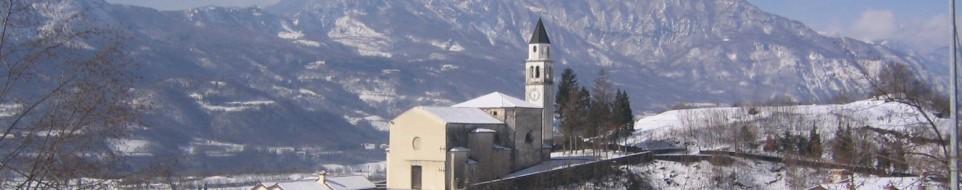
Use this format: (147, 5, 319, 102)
(189, 93, 275, 112)
(278, 22, 320, 47)
(328, 16, 393, 57)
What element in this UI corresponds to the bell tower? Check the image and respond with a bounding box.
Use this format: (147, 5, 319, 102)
(524, 18, 554, 147)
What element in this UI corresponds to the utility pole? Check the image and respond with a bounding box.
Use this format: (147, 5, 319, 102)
(950, 0, 959, 189)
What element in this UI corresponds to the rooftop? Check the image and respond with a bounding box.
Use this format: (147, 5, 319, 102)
(529, 18, 550, 44)
(418, 107, 503, 124)
(452, 92, 540, 108)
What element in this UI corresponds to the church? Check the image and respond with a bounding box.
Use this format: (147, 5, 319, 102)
(385, 19, 556, 190)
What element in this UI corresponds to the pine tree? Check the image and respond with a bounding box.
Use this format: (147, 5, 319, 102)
(777, 131, 795, 153)
(556, 68, 578, 117)
(831, 125, 855, 165)
(556, 68, 581, 150)
(611, 90, 634, 138)
(808, 127, 823, 158)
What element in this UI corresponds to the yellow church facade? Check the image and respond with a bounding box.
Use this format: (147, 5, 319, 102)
(387, 19, 556, 190)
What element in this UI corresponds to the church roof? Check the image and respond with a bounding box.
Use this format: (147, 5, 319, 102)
(451, 92, 541, 108)
(528, 18, 551, 44)
(418, 107, 503, 124)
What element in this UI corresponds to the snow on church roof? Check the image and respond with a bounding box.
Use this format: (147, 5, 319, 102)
(418, 107, 503, 124)
(452, 92, 541, 108)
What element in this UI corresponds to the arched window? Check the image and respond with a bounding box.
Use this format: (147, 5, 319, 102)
(546, 47, 550, 57)
(535, 66, 540, 78)
(546, 66, 551, 78)
(529, 66, 534, 78)
(533, 46, 537, 53)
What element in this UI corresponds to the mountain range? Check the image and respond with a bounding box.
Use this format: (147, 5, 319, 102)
(25, 0, 947, 171)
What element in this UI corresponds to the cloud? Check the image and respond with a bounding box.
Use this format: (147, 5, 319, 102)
(850, 10, 898, 41)
(841, 9, 950, 53)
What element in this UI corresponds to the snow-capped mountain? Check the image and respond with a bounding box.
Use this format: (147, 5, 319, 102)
(24, 0, 945, 171)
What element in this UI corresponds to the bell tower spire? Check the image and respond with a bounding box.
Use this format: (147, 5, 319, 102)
(524, 18, 554, 147)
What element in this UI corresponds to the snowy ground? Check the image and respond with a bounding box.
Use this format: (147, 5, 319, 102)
(626, 98, 948, 151)
(615, 98, 950, 189)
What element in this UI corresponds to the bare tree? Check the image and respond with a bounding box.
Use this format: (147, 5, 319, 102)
(836, 35, 952, 176)
(0, 0, 139, 189)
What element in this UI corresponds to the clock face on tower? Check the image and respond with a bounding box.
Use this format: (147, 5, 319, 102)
(528, 90, 541, 101)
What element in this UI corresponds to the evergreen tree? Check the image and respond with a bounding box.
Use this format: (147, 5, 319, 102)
(611, 90, 634, 138)
(794, 132, 808, 154)
(777, 131, 795, 153)
(831, 125, 855, 165)
(808, 127, 823, 158)
(556, 68, 578, 117)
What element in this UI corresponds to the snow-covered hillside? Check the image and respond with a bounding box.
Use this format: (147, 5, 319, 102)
(621, 98, 949, 188)
(627, 98, 949, 150)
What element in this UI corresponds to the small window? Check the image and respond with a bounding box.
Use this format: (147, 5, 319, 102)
(535, 66, 541, 78)
(546, 47, 550, 57)
(533, 46, 537, 53)
(529, 66, 534, 78)
(493, 111, 498, 116)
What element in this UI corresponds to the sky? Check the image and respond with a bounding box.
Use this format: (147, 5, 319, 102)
(749, 0, 955, 53)
(106, 0, 956, 53)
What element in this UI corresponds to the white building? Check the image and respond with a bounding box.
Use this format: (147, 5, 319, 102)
(386, 19, 556, 190)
